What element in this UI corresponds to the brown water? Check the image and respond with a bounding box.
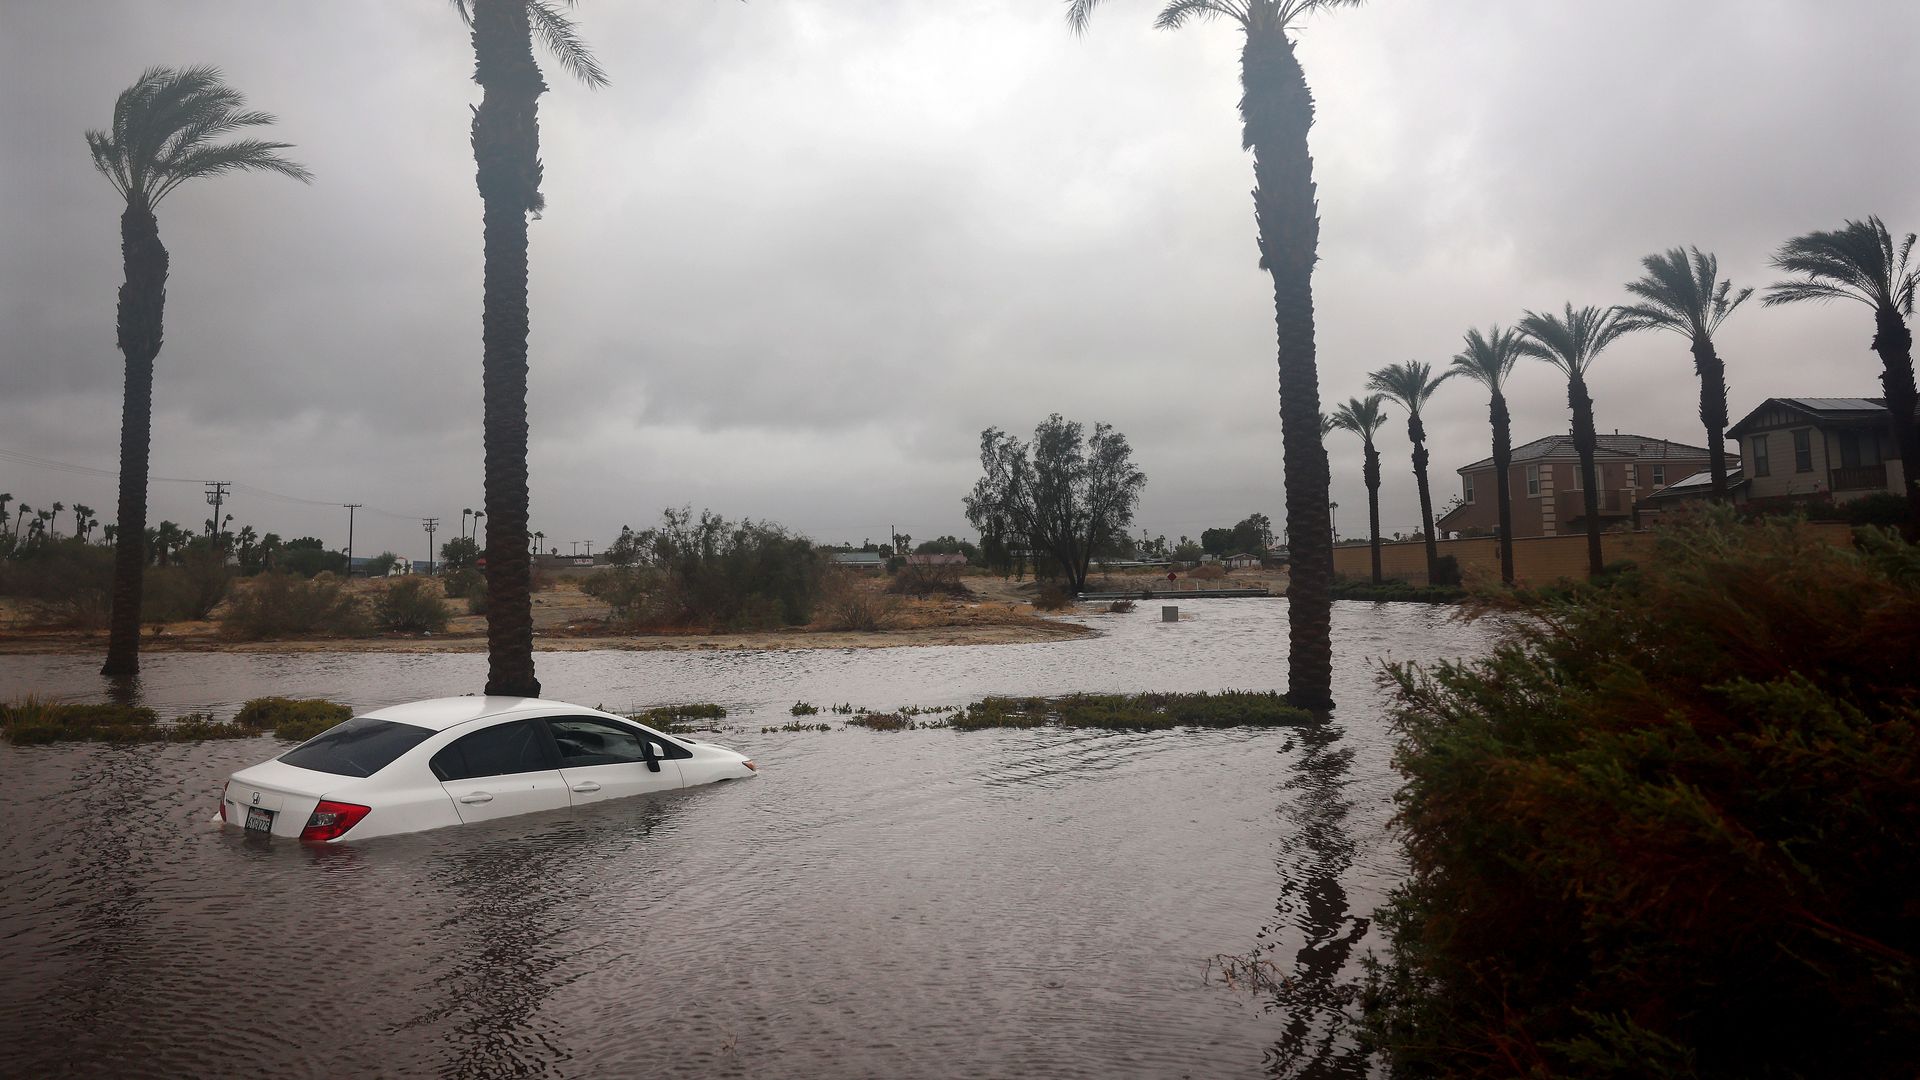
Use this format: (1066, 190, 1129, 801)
(0, 601, 1495, 1078)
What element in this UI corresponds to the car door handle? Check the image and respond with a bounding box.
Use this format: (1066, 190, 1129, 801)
(570, 782, 601, 793)
(457, 792, 494, 804)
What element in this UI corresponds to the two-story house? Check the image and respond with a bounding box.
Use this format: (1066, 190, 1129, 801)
(1436, 433, 1724, 539)
(1724, 397, 1909, 505)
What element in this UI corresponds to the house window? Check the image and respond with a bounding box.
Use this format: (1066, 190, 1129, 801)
(1569, 464, 1582, 490)
(1751, 434, 1770, 477)
(1651, 465, 1666, 487)
(1463, 475, 1475, 504)
(1793, 429, 1813, 472)
(1525, 464, 1540, 496)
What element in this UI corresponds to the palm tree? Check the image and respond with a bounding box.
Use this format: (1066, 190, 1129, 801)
(50, 502, 66, 539)
(1517, 304, 1634, 578)
(74, 505, 96, 541)
(1450, 326, 1525, 585)
(87, 66, 309, 677)
(1068, 0, 1360, 709)
(452, 0, 607, 699)
(1764, 217, 1920, 532)
(1367, 361, 1451, 581)
(1616, 247, 1751, 499)
(1329, 395, 1389, 585)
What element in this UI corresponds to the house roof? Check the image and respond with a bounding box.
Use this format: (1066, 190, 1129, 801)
(1725, 397, 1908, 438)
(1639, 467, 1747, 503)
(830, 551, 885, 566)
(1457, 433, 1718, 473)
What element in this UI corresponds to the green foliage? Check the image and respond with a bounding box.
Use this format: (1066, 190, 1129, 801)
(815, 573, 901, 631)
(278, 538, 347, 579)
(362, 551, 403, 577)
(441, 568, 483, 599)
(1364, 510, 1920, 1077)
(1032, 583, 1073, 610)
(579, 567, 652, 623)
(0, 540, 114, 629)
(615, 508, 824, 630)
(1200, 513, 1276, 557)
(374, 578, 451, 634)
(235, 696, 352, 741)
(789, 701, 819, 716)
(1330, 578, 1464, 604)
(887, 561, 971, 598)
(1429, 555, 1462, 588)
(144, 550, 234, 621)
(3, 698, 252, 745)
(439, 536, 480, 572)
(952, 691, 1312, 731)
(965, 414, 1147, 593)
(763, 721, 832, 733)
(914, 535, 980, 562)
(220, 574, 370, 640)
(628, 703, 728, 734)
(847, 712, 916, 731)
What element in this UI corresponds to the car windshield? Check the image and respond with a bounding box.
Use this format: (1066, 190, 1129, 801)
(278, 717, 435, 778)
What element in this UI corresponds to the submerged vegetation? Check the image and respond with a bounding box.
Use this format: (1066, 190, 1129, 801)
(953, 691, 1312, 731)
(1328, 578, 1464, 604)
(1362, 511, 1920, 1076)
(2, 699, 251, 745)
(234, 696, 352, 742)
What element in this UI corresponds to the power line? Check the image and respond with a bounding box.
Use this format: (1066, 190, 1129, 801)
(0, 446, 427, 522)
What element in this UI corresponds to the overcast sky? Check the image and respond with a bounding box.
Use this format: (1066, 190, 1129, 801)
(3, 1, 1917, 558)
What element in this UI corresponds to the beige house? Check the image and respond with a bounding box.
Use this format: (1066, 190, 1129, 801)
(1725, 397, 1909, 505)
(1437, 433, 1723, 539)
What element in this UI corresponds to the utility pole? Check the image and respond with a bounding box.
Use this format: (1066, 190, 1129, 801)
(423, 517, 439, 575)
(342, 504, 362, 578)
(204, 481, 230, 550)
(582, 541, 593, 559)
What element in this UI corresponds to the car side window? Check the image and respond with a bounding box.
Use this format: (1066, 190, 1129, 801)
(548, 717, 653, 767)
(430, 719, 559, 782)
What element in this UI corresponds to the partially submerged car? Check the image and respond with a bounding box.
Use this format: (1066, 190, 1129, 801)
(216, 697, 756, 843)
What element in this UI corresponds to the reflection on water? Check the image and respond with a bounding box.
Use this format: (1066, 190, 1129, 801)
(0, 600, 1493, 1077)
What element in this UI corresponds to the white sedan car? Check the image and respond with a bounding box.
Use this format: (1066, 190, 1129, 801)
(216, 697, 756, 843)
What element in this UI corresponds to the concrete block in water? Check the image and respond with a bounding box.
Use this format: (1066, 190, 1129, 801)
(1162, 606, 1178, 622)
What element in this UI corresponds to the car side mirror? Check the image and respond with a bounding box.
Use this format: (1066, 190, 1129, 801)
(640, 744, 661, 773)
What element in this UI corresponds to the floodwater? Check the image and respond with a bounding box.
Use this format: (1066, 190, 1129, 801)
(0, 600, 1497, 1078)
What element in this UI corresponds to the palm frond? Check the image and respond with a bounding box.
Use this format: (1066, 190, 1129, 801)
(1621, 246, 1750, 339)
(151, 139, 313, 201)
(1367, 359, 1451, 417)
(1329, 394, 1388, 439)
(1450, 325, 1522, 392)
(86, 66, 308, 206)
(1065, 0, 1104, 35)
(529, 0, 609, 88)
(1516, 303, 1632, 378)
(1764, 216, 1918, 316)
(1155, 0, 1248, 31)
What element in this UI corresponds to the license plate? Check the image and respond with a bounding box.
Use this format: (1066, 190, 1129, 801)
(245, 806, 274, 834)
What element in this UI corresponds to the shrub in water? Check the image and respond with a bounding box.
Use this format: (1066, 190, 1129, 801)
(1031, 583, 1073, 611)
(952, 691, 1312, 730)
(790, 701, 819, 716)
(1361, 510, 1920, 1078)
(375, 577, 451, 633)
(2, 699, 252, 744)
(235, 696, 352, 741)
(220, 574, 370, 639)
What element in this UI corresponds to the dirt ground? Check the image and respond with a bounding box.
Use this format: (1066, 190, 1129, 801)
(0, 570, 1108, 655)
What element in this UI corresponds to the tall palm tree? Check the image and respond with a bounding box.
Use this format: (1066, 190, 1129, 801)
(1616, 247, 1751, 499)
(50, 502, 66, 539)
(1068, 0, 1360, 709)
(74, 504, 96, 541)
(87, 66, 309, 677)
(1516, 304, 1634, 577)
(1450, 326, 1525, 585)
(1329, 395, 1389, 585)
(1764, 217, 1920, 532)
(1368, 361, 1451, 582)
(452, 0, 607, 699)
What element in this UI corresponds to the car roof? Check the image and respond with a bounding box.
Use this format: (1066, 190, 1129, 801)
(358, 696, 617, 732)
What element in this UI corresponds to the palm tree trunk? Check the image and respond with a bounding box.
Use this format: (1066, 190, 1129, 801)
(1869, 308, 1920, 537)
(102, 199, 167, 678)
(1408, 414, 1437, 580)
(1243, 23, 1332, 710)
(1490, 392, 1515, 586)
(1692, 337, 1730, 500)
(1568, 372, 1604, 577)
(1362, 441, 1382, 585)
(473, 0, 544, 699)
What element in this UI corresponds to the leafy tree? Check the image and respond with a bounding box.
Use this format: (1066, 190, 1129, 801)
(1068, 0, 1359, 709)
(451, 0, 608, 698)
(1518, 304, 1634, 577)
(964, 414, 1147, 595)
(1764, 217, 1920, 533)
(440, 535, 480, 572)
(914, 536, 980, 562)
(280, 537, 347, 579)
(1451, 326, 1526, 585)
(87, 66, 309, 677)
(1330, 395, 1389, 584)
(363, 551, 403, 577)
(1617, 247, 1751, 500)
(1369, 361, 1452, 582)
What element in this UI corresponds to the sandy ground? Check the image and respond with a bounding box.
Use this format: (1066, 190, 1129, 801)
(0, 571, 1115, 655)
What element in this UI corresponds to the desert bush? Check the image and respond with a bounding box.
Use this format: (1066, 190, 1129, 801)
(362, 551, 402, 577)
(441, 568, 483, 599)
(790, 701, 819, 715)
(628, 703, 728, 734)
(374, 578, 450, 634)
(279, 539, 346, 578)
(1360, 511, 1920, 1078)
(815, 572, 902, 631)
(847, 712, 915, 731)
(235, 696, 352, 741)
(144, 550, 234, 622)
(614, 508, 825, 630)
(887, 561, 972, 598)
(952, 691, 1311, 731)
(1107, 599, 1136, 613)
(1329, 578, 1465, 604)
(1188, 563, 1226, 580)
(1429, 554, 1462, 587)
(220, 574, 370, 640)
(0, 540, 114, 629)
(763, 721, 832, 733)
(580, 568, 653, 624)
(3, 699, 251, 744)
(1031, 583, 1073, 610)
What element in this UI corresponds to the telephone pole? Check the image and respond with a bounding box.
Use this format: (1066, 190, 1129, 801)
(423, 517, 439, 576)
(204, 481, 230, 549)
(342, 504, 362, 577)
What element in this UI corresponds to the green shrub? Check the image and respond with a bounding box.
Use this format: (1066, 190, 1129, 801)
(847, 712, 915, 731)
(1031, 583, 1073, 611)
(887, 562, 972, 598)
(617, 508, 825, 630)
(952, 691, 1312, 730)
(3, 699, 252, 744)
(629, 703, 728, 734)
(0, 540, 114, 629)
(375, 577, 451, 633)
(143, 551, 234, 621)
(790, 701, 819, 715)
(1430, 554, 1462, 587)
(441, 568, 483, 599)
(815, 573, 901, 631)
(234, 696, 352, 741)
(580, 568, 652, 624)
(763, 721, 832, 733)
(1361, 511, 1920, 1078)
(1330, 577, 1465, 604)
(220, 574, 370, 639)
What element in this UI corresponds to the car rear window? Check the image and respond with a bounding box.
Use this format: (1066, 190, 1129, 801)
(279, 717, 435, 778)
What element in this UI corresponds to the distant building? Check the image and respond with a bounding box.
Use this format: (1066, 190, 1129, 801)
(830, 551, 886, 571)
(1222, 552, 1262, 569)
(1725, 397, 1910, 505)
(1437, 433, 1725, 539)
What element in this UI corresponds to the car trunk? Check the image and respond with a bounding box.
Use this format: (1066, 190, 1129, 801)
(223, 760, 334, 840)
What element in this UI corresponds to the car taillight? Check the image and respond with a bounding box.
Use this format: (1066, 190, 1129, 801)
(300, 800, 372, 843)
(742, 759, 757, 772)
(219, 781, 229, 822)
